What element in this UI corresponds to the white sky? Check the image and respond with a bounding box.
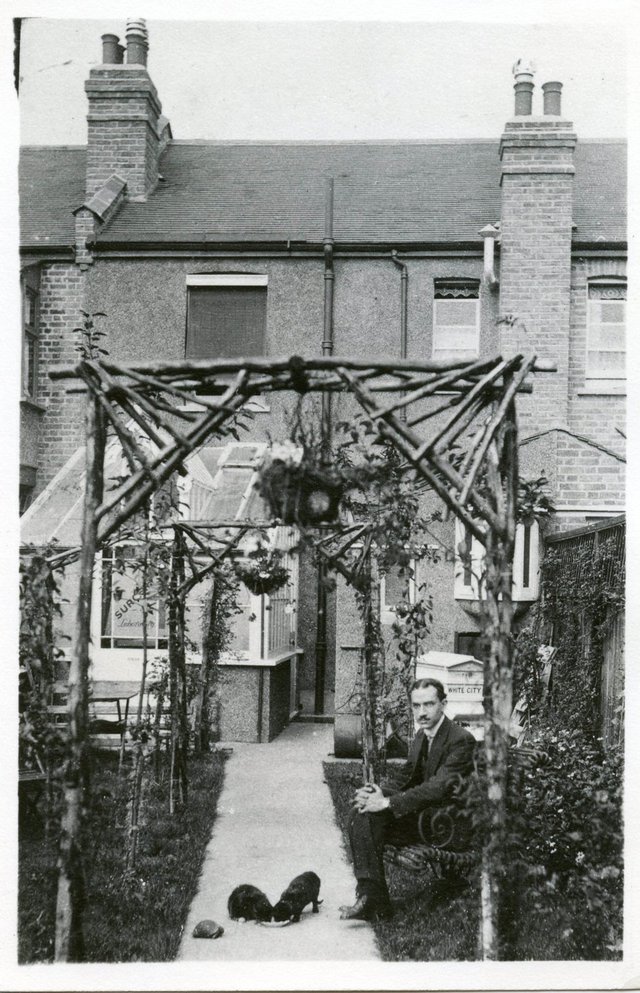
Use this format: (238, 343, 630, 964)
(18, 14, 627, 145)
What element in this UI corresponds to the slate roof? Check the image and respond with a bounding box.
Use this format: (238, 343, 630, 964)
(20, 146, 86, 249)
(19, 139, 626, 250)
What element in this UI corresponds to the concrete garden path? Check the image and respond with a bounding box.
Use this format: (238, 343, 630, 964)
(178, 722, 380, 961)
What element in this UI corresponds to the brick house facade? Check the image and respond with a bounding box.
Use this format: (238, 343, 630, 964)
(19, 23, 626, 742)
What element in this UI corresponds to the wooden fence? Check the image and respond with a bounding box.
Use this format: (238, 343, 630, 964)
(546, 515, 625, 748)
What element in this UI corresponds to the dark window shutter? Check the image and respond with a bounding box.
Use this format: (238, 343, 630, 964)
(186, 287, 266, 359)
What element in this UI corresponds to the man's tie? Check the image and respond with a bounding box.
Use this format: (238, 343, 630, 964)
(419, 732, 430, 777)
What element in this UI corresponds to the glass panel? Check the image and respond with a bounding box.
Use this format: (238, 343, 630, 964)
(100, 546, 169, 649)
(463, 530, 473, 586)
(522, 523, 531, 588)
(101, 556, 113, 639)
(268, 585, 292, 655)
(384, 565, 409, 607)
(210, 467, 253, 519)
(438, 325, 478, 347)
(433, 348, 478, 361)
(111, 564, 145, 646)
(225, 445, 260, 465)
(600, 301, 625, 323)
(587, 350, 625, 376)
(588, 324, 625, 350)
(226, 584, 252, 655)
(24, 289, 37, 329)
(186, 286, 266, 359)
(184, 579, 206, 650)
(435, 300, 478, 326)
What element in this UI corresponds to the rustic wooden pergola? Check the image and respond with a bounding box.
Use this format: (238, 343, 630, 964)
(49, 350, 552, 961)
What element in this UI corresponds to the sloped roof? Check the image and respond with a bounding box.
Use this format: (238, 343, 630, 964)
(20, 440, 270, 549)
(20, 146, 86, 249)
(19, 139, 626, 249)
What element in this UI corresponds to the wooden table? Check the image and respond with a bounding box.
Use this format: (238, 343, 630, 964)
(91, 680, 141, 726)
(91, 680, 141, 764)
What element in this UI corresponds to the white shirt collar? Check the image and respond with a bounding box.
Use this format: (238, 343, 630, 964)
(415, 714, 446, 741)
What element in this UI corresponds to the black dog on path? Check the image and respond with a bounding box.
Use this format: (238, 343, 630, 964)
(227, 884, 273, 923)
(271, 871, 322, 923)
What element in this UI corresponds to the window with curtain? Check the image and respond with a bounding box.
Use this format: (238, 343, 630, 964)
(586, 280, 626, 380)
(185, 274, 267, 360)
(380, 561, 416, 624)
(22, 285, 39, 398)
(432, 281, 480, 361)
(454, 519, 539, 602)
(100, 546, 168, 650)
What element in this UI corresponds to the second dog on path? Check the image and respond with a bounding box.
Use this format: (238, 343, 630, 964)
(271, 871, 322, 923)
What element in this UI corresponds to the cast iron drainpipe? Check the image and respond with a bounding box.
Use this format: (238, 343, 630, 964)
(314, 178, 335, 715)
(391, 250, 408, 420)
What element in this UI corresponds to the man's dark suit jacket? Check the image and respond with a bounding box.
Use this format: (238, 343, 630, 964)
(386, 715, 476, 819)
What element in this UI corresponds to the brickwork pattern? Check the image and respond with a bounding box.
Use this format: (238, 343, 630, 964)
(85, 67, 162, 199)
(499, 121, 576, 443)
(35, 263, 86, 493)
(74, 209, 96, 266)
(555, 428, 624, 510)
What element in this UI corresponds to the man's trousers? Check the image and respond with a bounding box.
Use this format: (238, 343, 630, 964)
(347, 806, 422, 900)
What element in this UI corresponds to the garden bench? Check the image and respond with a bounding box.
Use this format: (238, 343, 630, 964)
(383, 744, 549, 880)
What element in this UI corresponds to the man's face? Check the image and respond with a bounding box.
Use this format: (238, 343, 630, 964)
(411, 685, 445, 732)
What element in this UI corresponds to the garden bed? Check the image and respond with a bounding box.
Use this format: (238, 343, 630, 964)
(323, 759, 623, 961)
(19, 748, 227, 963)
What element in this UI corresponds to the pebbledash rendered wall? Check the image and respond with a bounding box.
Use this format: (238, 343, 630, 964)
(35, 252, 499, 714)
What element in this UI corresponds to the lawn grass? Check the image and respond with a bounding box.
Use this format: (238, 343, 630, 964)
(323, 761, 479, 961)
(19, 747, 226, 963)
(323, 761, 621, 961)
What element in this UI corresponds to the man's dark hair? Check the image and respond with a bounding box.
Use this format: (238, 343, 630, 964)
(410, 677, 446, 701)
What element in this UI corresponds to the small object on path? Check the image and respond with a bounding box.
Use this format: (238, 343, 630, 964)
(271, 871, 322, 923)
(228, 883, 273, 923)
(192, 919, 224, 939)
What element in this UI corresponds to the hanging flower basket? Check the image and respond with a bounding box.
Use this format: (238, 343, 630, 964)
(256, 444, 345, 526)
(233, 544, 290, 597)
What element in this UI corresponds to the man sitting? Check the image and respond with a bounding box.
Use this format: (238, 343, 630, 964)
(339, 676, 476, 921)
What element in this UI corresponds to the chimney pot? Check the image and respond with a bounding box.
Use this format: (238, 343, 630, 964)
(101, 34, 120, 64)
(126, 18, 149, 66)
(116, 43, 125, 64)
(542, 81, 563, 116)
(512, 58, 535, 115)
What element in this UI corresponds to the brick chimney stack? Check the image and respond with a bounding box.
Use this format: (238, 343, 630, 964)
(498, 60, 577, 435)
(85, 19, 170, 201)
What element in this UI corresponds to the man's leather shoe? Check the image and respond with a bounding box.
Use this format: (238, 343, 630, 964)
(339, 894, 393, 921)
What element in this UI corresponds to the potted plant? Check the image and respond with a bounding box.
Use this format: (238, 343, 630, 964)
(255, 441, 345, 526)
(233, 540, 290, 597)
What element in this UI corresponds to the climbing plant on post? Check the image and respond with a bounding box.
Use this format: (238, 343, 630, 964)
(54, 395, 106, 963)
(168, 529, 189, 813)
(193, 563, 241, 752)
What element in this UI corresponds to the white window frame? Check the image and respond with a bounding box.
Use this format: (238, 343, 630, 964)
(432, 294, 480, 361)
(186, 274, 268, 287)
(586, 278, 626, 383)
(22, 285, 39, 399)
(454, 520, 539, 602)
(380, 561, 417, 625)
(185, 274, 269, 409)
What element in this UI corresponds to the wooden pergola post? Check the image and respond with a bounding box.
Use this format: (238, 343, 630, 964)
(54, 396, 106, 962)
(478, 397, 519, 960)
